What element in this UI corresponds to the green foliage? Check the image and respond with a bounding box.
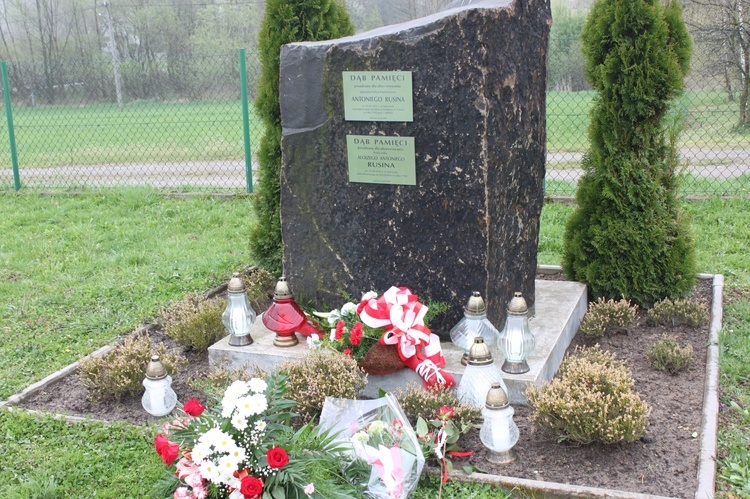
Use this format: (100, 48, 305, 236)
(79, 334, 186, 402)
(395, 383, 480, 430)
(548, 1, 588, 91)
(251, 0, 354, 273)
(161, 295, 227, 352)
(562, 0, 697, 307)
(527, 346, 651, 445)
(646, 297, 708, 327)
(646, 334, 693, 374)
(278, 349, 367, 423)
(242, 268, 276, 311)
(579, 297, 638, 338)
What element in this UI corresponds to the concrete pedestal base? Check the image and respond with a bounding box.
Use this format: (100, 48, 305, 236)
(208, 279, 587, 405)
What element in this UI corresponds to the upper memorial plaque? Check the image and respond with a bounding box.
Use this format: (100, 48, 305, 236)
(343, 71, 413, 122)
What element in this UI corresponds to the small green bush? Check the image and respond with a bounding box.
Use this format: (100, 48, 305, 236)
(527, 346, 650, 445)
(647, 334, 694, 374)
(162, 295, 226, 352)
(279, 350, 367, 424)
(647, 297, 708, 327)
(79, 334, 186, 402)
(579, 297, 638, 338)
(395, 383, 481, 429)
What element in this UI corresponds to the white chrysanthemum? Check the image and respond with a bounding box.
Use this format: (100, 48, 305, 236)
(329, 329, 337, 341)
(224, 380, 250, 400)
(236, 393, 268, 417)
(218, 454, 239, 476)
(248, 378, 267, 394)
(199, 459, 220, 481)
(221, 394, 239, 418)
(352, 431, 369, 443)
(199, 427, 224, 445)
(212, 431, 236, 454)
(361, 291, 378, 301)
(226, 445, 246, 464)
(231, 413, 248, 431)
(254, 420, 267, 432)
(191, 442, 211, 462)
(340, 302, 357, 316)
(369, 420, 387, 433)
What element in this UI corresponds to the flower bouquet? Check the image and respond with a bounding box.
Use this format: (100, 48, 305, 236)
(319, 394, 425, 499)
(154, 373, 359, 499)
(312, 287, 455, 389)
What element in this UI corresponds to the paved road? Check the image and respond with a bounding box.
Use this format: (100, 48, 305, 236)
(2, 148, 748, 189)
(546, 148, 750, 182)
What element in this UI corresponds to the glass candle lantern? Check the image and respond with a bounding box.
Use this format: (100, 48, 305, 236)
(262, 277, 323, 347)
(479, 382, 519, 464)
(497, 292, 536, 374)
(142, 355, 177, 417)
(456, 337, 508, 408)
(223, 272, 256, 347)
(449, 292, 501, 366)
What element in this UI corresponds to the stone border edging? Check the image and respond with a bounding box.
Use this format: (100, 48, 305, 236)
(695, 273, 723, 499)
(447, 267, 721, 499)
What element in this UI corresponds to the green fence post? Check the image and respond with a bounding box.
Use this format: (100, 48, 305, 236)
(1, 62, 20, 191)
(239, 49, 253, 193)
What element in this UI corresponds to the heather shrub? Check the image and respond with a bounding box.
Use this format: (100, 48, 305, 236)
(243, 268, 276, 311)
(278, 350, 367, 424)
(647, 297, 708, 327)
(579, 297, 638, 338)
(647, 334, 693, 374)
(395, 383, 481, 429)
(161, 295, 226, 352)
(527, 346, 650, 445)
(79, 334, 186, 402)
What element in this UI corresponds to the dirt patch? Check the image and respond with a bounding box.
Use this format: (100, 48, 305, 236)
(16, 277, 713, 498)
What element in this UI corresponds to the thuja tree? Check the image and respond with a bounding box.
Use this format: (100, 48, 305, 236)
(562, 0, 696, 306)
(251, 0, 354, 274)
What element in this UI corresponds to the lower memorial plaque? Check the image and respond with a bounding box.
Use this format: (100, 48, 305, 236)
(346, 135, 416, 185)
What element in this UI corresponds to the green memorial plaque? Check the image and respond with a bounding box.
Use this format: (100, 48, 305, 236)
(343, 71, 413, 122)
(346, 135, 416, 185)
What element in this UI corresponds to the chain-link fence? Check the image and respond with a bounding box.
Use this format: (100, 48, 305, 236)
(547, 36, 750, 198)
(1, 50, 260, 191)
(2, 38, 749, 195)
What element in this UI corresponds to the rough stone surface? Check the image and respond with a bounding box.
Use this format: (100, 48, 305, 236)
(279, 0, 551, 335)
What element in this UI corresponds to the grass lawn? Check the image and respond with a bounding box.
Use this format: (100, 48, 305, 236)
(0, 101, 263, 168)
(546, 89, 750, 153)
(0, 191, 748, 496)
(0, 91, 746, 167)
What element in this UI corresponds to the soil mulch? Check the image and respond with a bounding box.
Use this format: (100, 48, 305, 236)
(16, 276, 713, 498)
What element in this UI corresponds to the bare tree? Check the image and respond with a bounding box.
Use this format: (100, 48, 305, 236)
(688, 0, 750, 125)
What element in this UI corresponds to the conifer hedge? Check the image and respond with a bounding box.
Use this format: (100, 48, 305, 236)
(251, 0, 354, 274)
(562, 0, 696, 306)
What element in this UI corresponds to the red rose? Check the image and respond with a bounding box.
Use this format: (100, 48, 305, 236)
(335, 320, 345, 340)
(240, 475, 264, 498)
(183, 398, 205, 417)
(343, 348, 352, 356)
(437, 406, 455, 421)
(349, 323, 363, 346)
(266, 446, 289, 469)
(154, 434, 180, 465)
